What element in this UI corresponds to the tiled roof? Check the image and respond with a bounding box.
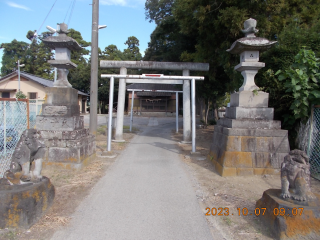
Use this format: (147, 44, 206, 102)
(0, 71, 89, 96)
(127, 83, 180, 91)
(21, 71, 54, 87)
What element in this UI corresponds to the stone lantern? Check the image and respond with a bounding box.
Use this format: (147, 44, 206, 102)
(226, 18, 277, 119)
(42, 23, 82, 87)
(36, 23, 96, 170)
(208, 18, 290, 177)
(228, 18, 276, 91)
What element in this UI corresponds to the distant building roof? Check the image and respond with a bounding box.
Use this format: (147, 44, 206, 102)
(0, 71, 89, 96)
(0, 89, 16, 91)
(127, 83, 180, 91)
(136, 92, 172, 97)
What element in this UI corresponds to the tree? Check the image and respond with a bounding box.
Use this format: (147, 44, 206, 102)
(28, 31, 54, 78)
(66, 29, 91, 94)
(144, 16, 197, 63)
(173, 0, 320, 121)
(0, 31, 54, 78)
(101, 44, 124, 61)
(0, 40, 29, 76)
(144, 0, 320, 145)
(67, 29, 90, 65)
(97, 44, 125, 114)
(144, 0, 197, 63)
(145, 0, 174, 25)
(123, 36, 142, 61)
(144, 0, 241, 119)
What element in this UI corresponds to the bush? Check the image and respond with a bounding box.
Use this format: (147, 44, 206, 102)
(15, 91, 26, 99)
(208, 119, 216, 125)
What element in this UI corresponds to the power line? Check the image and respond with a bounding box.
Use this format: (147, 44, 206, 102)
(18, 0, 58, 67)
(63, 1, 73, 23)
(36, 0, 59, 37)
(67, 0, 77, 26)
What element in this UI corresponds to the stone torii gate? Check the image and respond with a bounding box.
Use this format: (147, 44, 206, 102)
(100, 61, 209, 143)
(101, 74, 204, 154)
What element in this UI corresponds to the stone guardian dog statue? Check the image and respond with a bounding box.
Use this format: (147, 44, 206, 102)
(280, 149, 315, 201)
(8, 129, 45, 184)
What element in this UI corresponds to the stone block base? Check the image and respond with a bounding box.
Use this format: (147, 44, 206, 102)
(41, 104, 80, 117)
(0, 177, 55, 229)
(208, 124, 289, 176)
(45, 87, 79, 105)
(225, 106, 274, 120)
(208, 155, 281, 176)
(256, 189, 320, 239)
(40, 129, 96, 170)
(36, 86, 95, 170)
(230, 91, 269, 107)
(218, 118, 281, 129)
(36, 115, 84, 131)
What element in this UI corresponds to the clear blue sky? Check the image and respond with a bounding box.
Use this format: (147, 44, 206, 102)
(0, 0, 156, 69)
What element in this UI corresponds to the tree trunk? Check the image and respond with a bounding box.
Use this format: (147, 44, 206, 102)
(212, 100, 219, 121)
(98, 101, 101, 114)
(101, 102, 106, 114)
(198, 98, 206, 123)
(205, 99, 210, 125)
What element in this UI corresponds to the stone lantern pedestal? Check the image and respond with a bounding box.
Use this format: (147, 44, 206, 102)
(208, 18, 290, 176)
(36, 23, 95, 170)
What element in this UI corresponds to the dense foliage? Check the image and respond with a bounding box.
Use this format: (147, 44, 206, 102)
(276, 49, 320, 123)
(144, 0, 320, 144)
(0, 31, 53, 78)
(0, 30, 143, 114)
(66, 29, 91, 96)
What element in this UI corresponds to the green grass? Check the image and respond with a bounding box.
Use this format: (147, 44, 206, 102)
(97, 125, 139, 135)
(123, 125, 139, 132)
(97, 126, 107, 135)
(0, 230, 18, 240)
(223, 216, 232, 226)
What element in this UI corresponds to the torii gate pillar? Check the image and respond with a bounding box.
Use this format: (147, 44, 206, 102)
(114, 67, 127, 142)
(182, 69, 191, 143)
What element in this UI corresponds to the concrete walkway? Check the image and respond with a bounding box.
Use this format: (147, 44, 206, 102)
(147, 117, 159, 126)
(52, 118, 213, 240)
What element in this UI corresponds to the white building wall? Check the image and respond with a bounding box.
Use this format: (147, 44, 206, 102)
(0, 76, 47, 99)
(0, 74, 88, 113)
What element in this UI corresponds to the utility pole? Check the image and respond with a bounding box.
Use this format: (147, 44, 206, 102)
(17, 60, 25, 92)
(89, 0, 99, 135)
(18, 60, 21, 92)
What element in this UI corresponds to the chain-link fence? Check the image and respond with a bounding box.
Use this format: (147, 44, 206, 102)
(308, 105, 320, 180)
(0, 99, 30, 177)
(29, 99, 44, 128)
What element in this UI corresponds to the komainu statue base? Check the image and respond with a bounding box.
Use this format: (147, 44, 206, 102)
(0, 177, 55, 229)
(256, 189, 320, 240)
(256, 150, 320, 239)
